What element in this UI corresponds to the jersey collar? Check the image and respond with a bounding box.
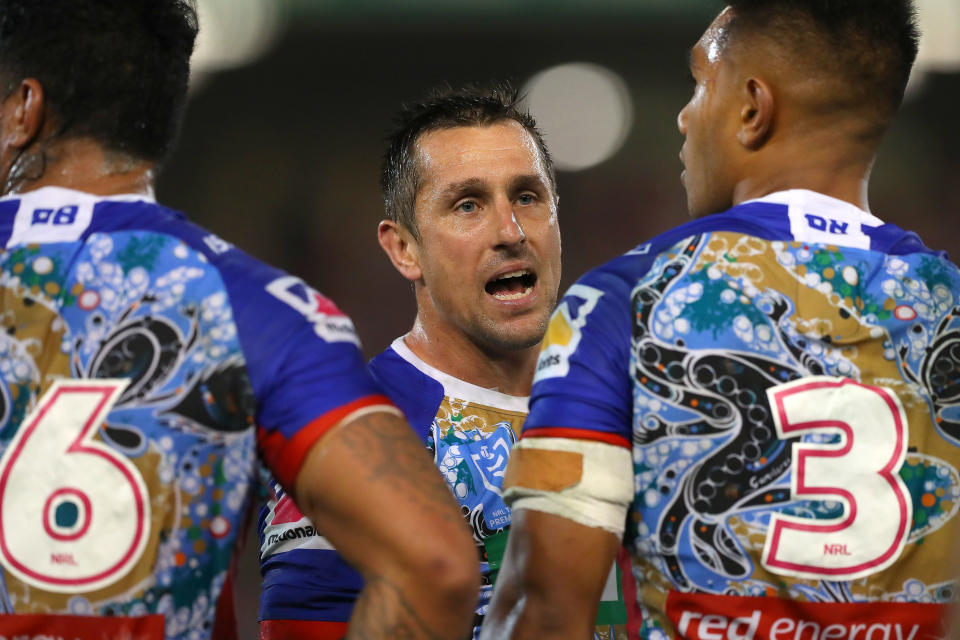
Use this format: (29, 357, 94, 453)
(390, 336, 529, 412)
(742, 189, 884, 226)
(0, 185, 156, 204)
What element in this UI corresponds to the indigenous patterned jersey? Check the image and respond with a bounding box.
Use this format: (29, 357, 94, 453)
(524, 190, 960, 640)
(259, 338, 630, 639)
(0, 187, 389, 640)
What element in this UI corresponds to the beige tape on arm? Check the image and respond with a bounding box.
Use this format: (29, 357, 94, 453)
(502, 437, 634, 538)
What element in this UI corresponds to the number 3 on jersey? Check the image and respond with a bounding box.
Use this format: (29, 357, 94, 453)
(0, 379, 151, 593)
(762, 376, 911, 580)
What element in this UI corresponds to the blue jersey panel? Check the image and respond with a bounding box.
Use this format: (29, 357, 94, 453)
(257, 346, 444, 622)
(522, 192, 960, 639)
(0, 187, 384, 640)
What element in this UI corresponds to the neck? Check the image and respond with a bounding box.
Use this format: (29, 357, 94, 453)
(3, 138, 156, 199)
(732, 167, 870, 212)
(403, 315, 539, 397)
(731, 131, 875, 213)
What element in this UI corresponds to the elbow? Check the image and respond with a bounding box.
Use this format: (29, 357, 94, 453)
(370, 520, 480, 621)
(408, 521, 481, 619)
(424, 537, 482, 615)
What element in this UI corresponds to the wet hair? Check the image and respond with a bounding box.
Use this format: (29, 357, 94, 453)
(723, 0, 919, 125)
(0, 0, 199, 164)
(381, 81, 557, 239)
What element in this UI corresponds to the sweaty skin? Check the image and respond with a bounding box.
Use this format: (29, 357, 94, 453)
(380, 121, 562, 396)
(678, 8, 877, 219)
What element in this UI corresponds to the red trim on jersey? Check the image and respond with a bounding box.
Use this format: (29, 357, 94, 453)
(257, 394, 395, 493)
(0, 613, 164, 639)
(521, 427, 631, 449)
(271, 492, 305, 525)
(260, 619, 348, 640)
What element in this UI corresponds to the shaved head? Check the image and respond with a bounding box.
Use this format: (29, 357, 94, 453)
(721, 0, 919, 137)
(678, 0, 920, 218)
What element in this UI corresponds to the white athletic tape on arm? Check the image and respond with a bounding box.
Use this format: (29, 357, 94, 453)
(503, 437, 633, 538)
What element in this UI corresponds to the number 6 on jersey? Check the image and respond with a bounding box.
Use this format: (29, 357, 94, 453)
(0, 379, 151, 593)
(762, 376, 911, 580)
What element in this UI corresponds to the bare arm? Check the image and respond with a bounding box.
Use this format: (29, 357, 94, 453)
(482, 509, 619, 639)
(293, 409, 480, 640)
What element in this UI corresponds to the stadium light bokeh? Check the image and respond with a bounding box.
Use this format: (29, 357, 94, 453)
(191, 0, 286, 83)
(522, 63, 634, 172)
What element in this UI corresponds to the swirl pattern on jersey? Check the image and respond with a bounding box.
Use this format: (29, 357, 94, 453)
(625, 233, 960, 637)
(0, 232, 256, 636)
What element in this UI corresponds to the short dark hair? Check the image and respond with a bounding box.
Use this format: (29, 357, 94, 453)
(724, 0, 919, 123)
(381, 82, 557, 239)
(0, 0, 198, 164)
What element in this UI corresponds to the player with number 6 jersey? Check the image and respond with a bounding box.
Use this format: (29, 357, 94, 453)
(483, 2, 960, 639)
(0, 187, 388, 635)
(0, 2, 480, 639)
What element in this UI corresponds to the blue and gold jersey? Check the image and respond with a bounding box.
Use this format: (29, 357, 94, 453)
(524, 190, 960, 639)
(0, 187, 389, 639)
(259, 338, 631, 639)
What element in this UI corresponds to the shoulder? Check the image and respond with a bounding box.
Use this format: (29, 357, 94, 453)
(575, 209, 757, 293)
(118, 203, 363, 351)
(369, 345, 445, 441)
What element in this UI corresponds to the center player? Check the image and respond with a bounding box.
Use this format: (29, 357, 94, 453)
(258, 84, 628, 639)
(483, 1, 960, 639)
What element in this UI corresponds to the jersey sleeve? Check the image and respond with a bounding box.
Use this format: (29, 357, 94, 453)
(523, 256, 641, 449)
(214, 250, 393, 494)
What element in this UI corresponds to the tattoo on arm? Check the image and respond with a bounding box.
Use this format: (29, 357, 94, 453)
(348, 573, 451, 640)
(338, 411, 462, 525)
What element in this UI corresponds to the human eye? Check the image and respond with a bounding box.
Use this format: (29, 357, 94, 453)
(455, 199, 479, 214)
(517, 193, 537, 206)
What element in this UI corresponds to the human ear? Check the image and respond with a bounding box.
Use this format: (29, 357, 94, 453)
(737, 76, 774, 150)
(377, 219, 422, 282)
(1, 78, 46, 151)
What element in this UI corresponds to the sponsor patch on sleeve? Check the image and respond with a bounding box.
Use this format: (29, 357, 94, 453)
(535, 284, 604, 381)
(266, 276, 360, 346)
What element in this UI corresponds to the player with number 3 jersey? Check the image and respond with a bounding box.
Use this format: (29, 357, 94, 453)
(483, 2, 960, 639)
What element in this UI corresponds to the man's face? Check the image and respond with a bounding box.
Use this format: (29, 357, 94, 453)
(410, 121, 561, 353)
(678, 8, 743, 218)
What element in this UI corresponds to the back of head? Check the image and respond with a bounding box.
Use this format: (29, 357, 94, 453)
(381, 82, 556, 240)
(0, 0, 198, 165)
(724, 0, 919, 135)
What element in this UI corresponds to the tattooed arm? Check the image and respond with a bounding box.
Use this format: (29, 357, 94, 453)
(293, 409, 479, 639)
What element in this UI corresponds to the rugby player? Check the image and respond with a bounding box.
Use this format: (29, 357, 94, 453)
(0, 2, 478, 639)
(258, 85, 628, 639)
(482, 1, 960, 639)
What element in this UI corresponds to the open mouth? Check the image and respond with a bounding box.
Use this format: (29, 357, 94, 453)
(485, 269, 537, 301)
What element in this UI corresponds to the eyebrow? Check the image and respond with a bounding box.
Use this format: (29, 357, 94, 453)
(437, 174, 548, 202)
(438, 177, 489, 202)
(509, 173, 549, 194)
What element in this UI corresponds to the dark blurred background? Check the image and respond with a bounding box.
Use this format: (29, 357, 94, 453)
(156, 1, 960, 636)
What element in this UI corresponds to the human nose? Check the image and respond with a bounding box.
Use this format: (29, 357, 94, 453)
(493, 197, 526, 247)
(677, 104, 688, 136)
